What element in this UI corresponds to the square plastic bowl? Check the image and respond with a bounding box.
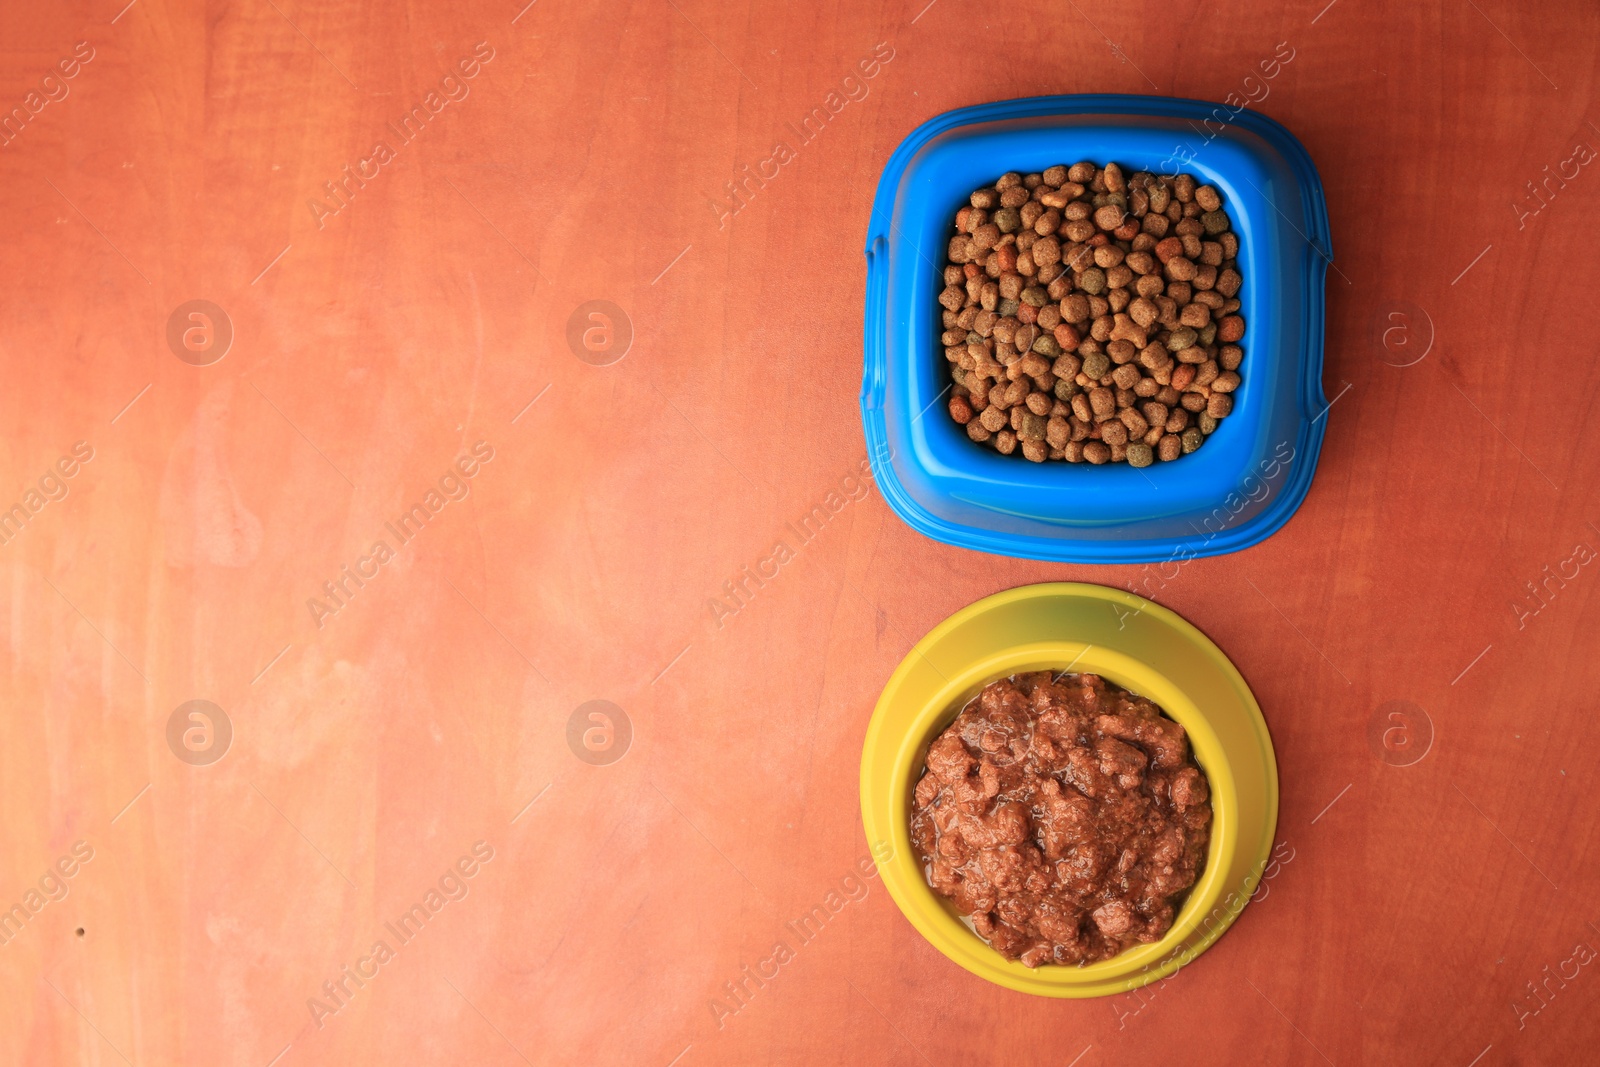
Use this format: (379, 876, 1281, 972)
(861, 94, 1331, 564)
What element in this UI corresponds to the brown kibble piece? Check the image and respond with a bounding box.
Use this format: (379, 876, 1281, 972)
(1093, 204, 1125, 231)
(1061, 292, 1091, 323)
(1063, 218, 1097, 242)
(1165, 256, 1198, 282)
(1158, 434, 1182, 462)
(1131, 299, 1162, 330)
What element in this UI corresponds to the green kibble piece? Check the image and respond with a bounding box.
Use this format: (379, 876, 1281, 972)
(1181, 427, 1204, 453)
(1032, 334, 1061, 358)
(1201, 210, 1230, 235)
(1127, 442, 1154, 467)
(1054, 378, 1078, 400)
(1019, 413, 1048, 440)
(998, 298, 1020, 317)
(952, 366, 969, 385)
(1079, 268, 1107, 294)
(994, 208, 1021, 233)
(1198, 412, 1218, 434)
(1082, 351, 1111, 379)
(1199, 323, 1217, 346)
(1021, 286, 1048, 307)
(1167, 326, 1198, 351)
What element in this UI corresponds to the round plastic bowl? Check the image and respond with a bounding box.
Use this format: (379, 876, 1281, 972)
(860, 582, 1278, 997)
(861, 94, 1331, 563)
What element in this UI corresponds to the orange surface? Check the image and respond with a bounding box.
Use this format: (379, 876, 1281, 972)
(2, 1, 1598, 1064)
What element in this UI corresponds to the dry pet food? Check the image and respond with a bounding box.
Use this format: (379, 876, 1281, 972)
(938, 163, 1245, 466)
(910, 671, 1212, 967)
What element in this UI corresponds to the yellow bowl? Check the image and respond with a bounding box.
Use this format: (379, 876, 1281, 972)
(860, 582, 1278, 997)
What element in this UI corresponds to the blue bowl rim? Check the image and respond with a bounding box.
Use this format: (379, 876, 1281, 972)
(861, 93, 1331, 565)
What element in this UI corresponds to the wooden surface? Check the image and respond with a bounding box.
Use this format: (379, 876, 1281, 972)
(2, 0, 1598, 1063)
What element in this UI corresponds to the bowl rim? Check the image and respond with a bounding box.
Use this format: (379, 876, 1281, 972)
(860, 93, 1331, 563)
(859, 581, 1280, 997)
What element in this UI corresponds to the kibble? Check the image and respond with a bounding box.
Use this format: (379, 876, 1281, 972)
(941, 164, 1246, 465)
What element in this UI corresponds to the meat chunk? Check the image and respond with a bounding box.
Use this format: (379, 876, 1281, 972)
(925, 734, 975, 782)
(1136, 717, 1189, 770)
(1038, 787, 1093, 860)
(1065, 745, 1112, 798)
(1092, 900, 1135, 938)
(1171, 766, 1209, 812)
(1019, 942, 1054, 968)
(1095, 737, 1149, 789)
(989, 801, 1031, 846)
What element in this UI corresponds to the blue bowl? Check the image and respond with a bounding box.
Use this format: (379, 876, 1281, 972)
(861, 94, 1330, 564)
